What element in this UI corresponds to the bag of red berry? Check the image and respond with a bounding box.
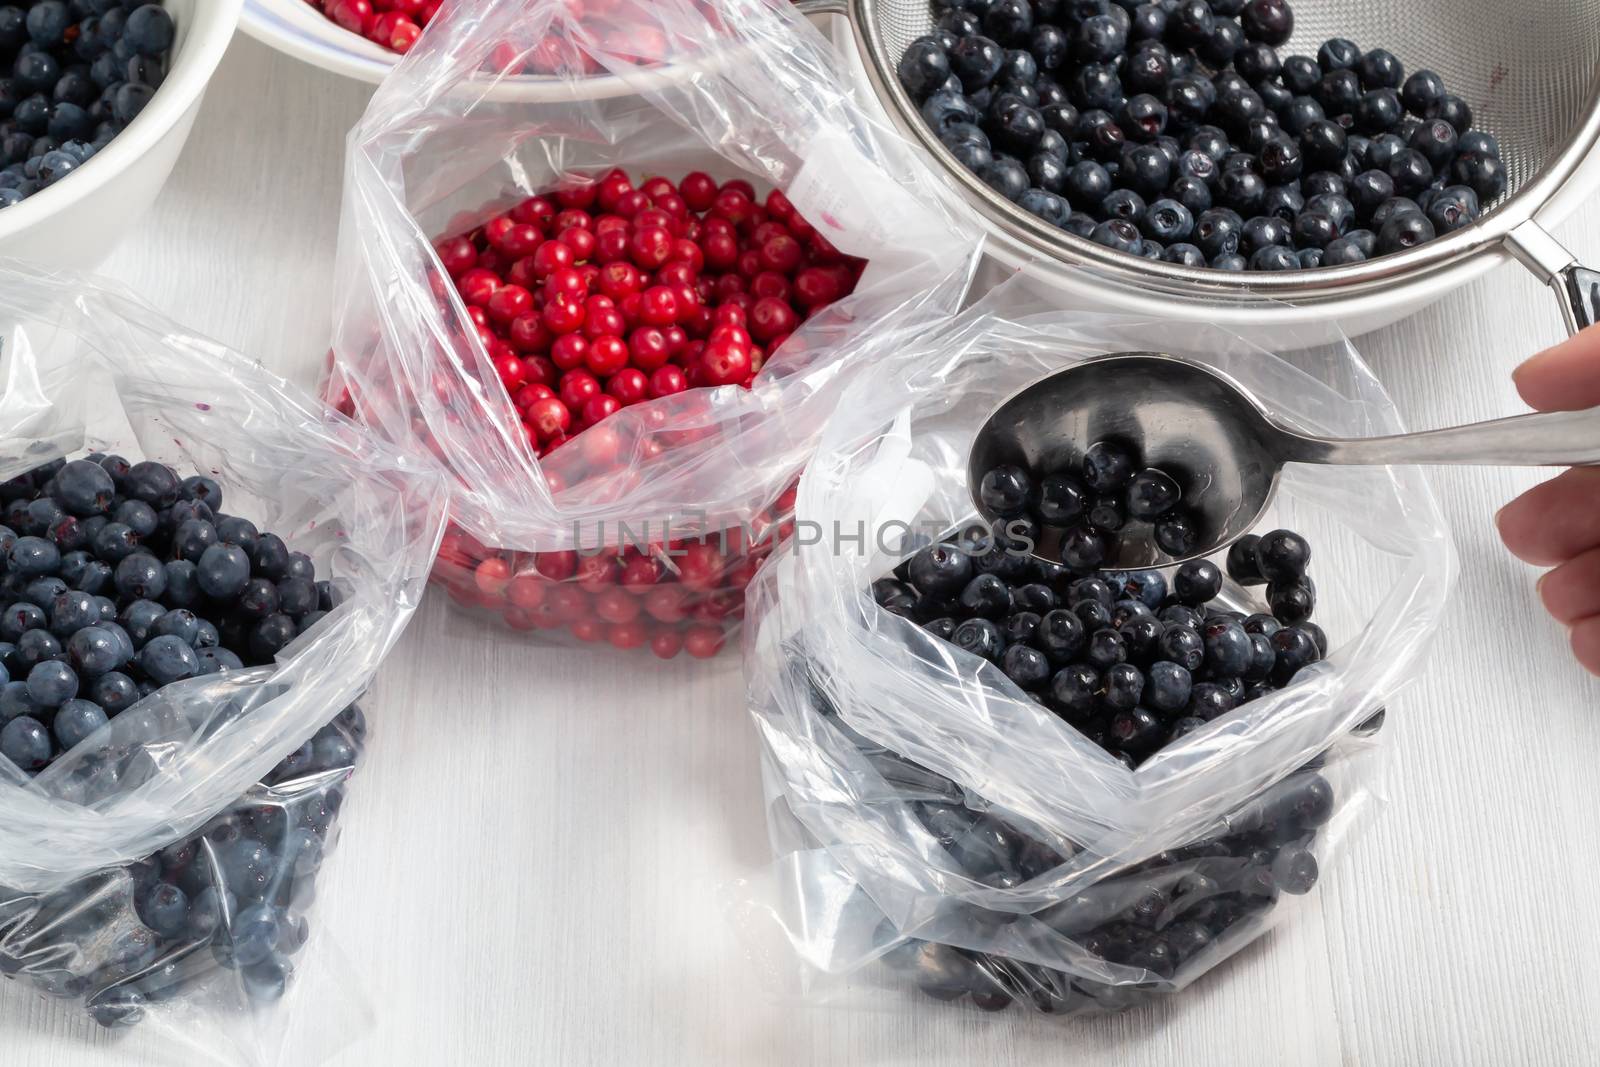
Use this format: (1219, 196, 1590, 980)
(737, 282, 1454, 1017)
(0, 266, 446, 1056)
(325, 0, 980, 659)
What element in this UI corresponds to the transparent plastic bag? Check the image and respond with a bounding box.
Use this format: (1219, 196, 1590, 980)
(0, 265, 446, 1058)
(741, 286, 1455, 1015)
(326, 0, 979, 656)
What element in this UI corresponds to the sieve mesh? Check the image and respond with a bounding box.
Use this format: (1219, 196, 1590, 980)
(859, 0, 1600, 288)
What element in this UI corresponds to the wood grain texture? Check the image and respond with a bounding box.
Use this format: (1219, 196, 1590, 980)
(3, 31, 1599, 1067)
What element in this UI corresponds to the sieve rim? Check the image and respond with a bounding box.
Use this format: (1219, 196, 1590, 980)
(826, 0, 1600, 304)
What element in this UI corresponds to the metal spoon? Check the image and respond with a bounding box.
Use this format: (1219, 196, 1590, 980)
(967, 351, 1600, 570)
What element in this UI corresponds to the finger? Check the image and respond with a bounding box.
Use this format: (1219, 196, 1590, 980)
(1572, 616, 1600, 678)
(1497, 468, 1600, 566)
(1538, 547, 1600, 624)
(1513, 328, 1600, 412)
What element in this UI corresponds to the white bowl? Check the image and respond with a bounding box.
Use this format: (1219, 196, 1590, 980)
(241, 0, 782, 102)
(0, 0, 242, 269)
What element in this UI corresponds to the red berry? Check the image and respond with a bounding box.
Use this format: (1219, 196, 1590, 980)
(680, 172, 717, 211)
(595, 227, 629, 264)
(554, 208, 591, 233)
(512, 196, 555, 227)
(641, 176, 676, 200)
(559, 370, 602, 411)
(683, 625, 725, 659)
(656, 260, 698, 288)
(793, 266, 843, 307)
(550, 333, 588, 371)
(614, 189, 650, 218)
(555, 182, 598, 210)
(639, 285, 680, 326)
(765, 189, 795, 221)
(650, 629, 683, 659)
(571, 617, 606, 642)
(457, 268, 501, 306)
(474, 556, 511, 597)
(436, 236, 477, 276)
(701, 231, 738, 270)
(700, 338, 752, 386)
(530, 240, 574, 279)
(598, 174, 634, 212)
(576, 553, 620, 591)
(748, 297, 799, 342)
(585, 335, 629, 376)
(594, 588, 642, 624)
(525, 397, 571, 441)
(750, 271, 791, 301)
(542, 291, 587, 334)
(535, 550, 579, 581)
(649, 365, 687, 397)
(507, 573, 546, 609)
(582, 394, 621, 425)
(514, 382, 554, 410)
(644, 585, 689, 622)
(627, 327, 671, 371)
(606, 621, 649, 650)
(327, 0, 375, 35)
(487, 284, 533, 324)
(608, 367, 649, 404)
(629, 225, 673, 269)
(598, 261, 641, 298)
(676, 542, 725, 590)
(544, 266, 587, 299)
(494, 354, 527, 389)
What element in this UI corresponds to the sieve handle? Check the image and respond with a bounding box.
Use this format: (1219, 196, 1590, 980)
(1506, 220, 1599, 335)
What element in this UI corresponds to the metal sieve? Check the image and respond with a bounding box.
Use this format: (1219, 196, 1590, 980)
(800, 0, 1600, 339)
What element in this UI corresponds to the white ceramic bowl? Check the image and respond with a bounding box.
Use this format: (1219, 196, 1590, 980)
(0, 0, 242, 268)
(241, 0, 779, 102)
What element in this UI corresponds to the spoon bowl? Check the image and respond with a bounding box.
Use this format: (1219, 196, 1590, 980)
(969, 350, 1600, 570)
(968, 353, 1283, 569)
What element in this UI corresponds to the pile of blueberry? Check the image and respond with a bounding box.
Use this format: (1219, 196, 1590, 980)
(805, 660, 1358, 1015)
(897, 0, 1505, 270)
(974, 440, 1203, 573)
(0, 454, 337, 775)
(0, 1, 175, 209)
(0, 703, 365, 1027)
(873, 523, 1321, 763)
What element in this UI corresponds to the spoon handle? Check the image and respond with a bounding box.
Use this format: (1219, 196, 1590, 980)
(1281, 408, 1600, 468)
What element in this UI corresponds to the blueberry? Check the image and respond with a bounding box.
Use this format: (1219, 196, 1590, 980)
(88, 669, 138, 713)
(90, 520, 139, 562)
(1146, 660, 1193, 713)
(1157, 623, 1205, 671)
(65, 624, 120, 676)
(1239, 215, 1291, 257)
(951, 617, 1006, 662)
(53, 459, 114, 516)
(1050, 662, 1100, 720)
(1154, 510, 1199, 556)
(1172, 560, 1222, 605)
(1034, 608, 1086, 662)
(9, 534, 57, 576)
(1101, 662, 1145, 710)
(1268, 578, 1316, 624)
(1426, 185, 1479, 234)
(1084, 626, 1127, 670)
(1254, 529, 1310, 581)
(1059, 525, 1109, 572)
(1086, 494, 1126, 533)
(1108, 706, 1162, 752)
(977, 464, 1033, 518)
(1270, 626, 1320, 684)
(113, 551, 165, 599)
(1187, 682, 1237, 720)
(1202, 620, 1253, 676)
(195, 646, 244, 676)
(958, 573, 1012, 620)
(50, 697, 105, 750)
(898, 36, 951, 100)
(26, 658, 76, 706)
(196, 543, 250, 599)
(1271, 846, 1318, 894)
(907, 543, 975, 600)
(1001, 643, 1051, 689)
(137, 633, 198, 684)
(0, 712, 50, 768)
(1194, 207, 1242, 258)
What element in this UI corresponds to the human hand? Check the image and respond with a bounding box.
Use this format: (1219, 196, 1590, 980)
(1496, 329, 1600, 676)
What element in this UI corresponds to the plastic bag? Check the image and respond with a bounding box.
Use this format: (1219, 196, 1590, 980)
(0, 265, 446, 1059)
(326, 0, 979, 656)
(741, 286, 1455, 1015)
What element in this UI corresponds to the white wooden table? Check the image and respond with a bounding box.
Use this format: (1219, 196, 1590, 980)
(3, 33, 1598, 1067)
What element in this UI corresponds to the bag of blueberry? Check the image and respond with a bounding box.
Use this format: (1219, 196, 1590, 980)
(324, 0, 980, 659)
(0, 267, 447, 1051)
(738, 283, 1454, 1016)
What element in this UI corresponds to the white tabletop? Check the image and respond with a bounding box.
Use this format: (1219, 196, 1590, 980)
(3, 33, 1599, 1067)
